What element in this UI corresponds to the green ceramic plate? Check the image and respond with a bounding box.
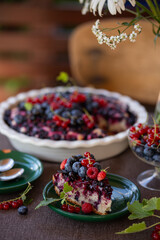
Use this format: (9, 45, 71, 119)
(43, 173, 140, 222)
(0, 150, 43, 194)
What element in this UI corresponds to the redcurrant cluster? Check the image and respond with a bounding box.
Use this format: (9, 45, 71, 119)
(130, 124, 160, 147)
(61, 202, 93, 214)
(0, 199, 23, 210)
(151, 224, 160, 240)
(81, 152, 96, 168)
(82, 114, 95, 129)
(61, 204, 80, 213)
(93, 96, 107, 107)
(70, 92, 86, 103)
(53, 115, 70, 129)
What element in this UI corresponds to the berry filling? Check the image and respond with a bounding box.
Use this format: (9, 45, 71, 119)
(4, 90, 137, 141)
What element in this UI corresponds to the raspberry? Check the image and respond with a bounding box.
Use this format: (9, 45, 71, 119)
(97, 170, 106, 181)
(60, 159, 67, 170)
(87, 167, 98, 179)
(82, 203, 93, 214)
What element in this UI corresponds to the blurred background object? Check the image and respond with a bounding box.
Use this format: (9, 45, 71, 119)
(0, 0, 158, 106)
(69, 19, 160, 105)
(0, 0, 96, 101)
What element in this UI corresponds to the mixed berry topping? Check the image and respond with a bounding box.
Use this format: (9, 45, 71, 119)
(129, 124, 160, 165)
(4, 90, 136, 141)
(54, 152, 112, 204)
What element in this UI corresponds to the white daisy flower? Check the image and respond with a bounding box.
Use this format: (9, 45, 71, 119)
(120, 32, 128, 41)
(80, 0, 136, 16)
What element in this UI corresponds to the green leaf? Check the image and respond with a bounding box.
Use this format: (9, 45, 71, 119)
(116, 222, 147, 234)
(127, 201, 154, 220)
(60, 192, 65, 199)
(122, 22, 130, 26)
(63, 182, 73, 193)
(35, 198, 60, 210)
(143, 197, 160, 211)
(56, 72, 69, 83)
(21, 195, 26, 202)
(24, 102, 33, 111)
(142, 198, 149, 206)
(23, 198, 33, 206)
(61, 198, 66, 205)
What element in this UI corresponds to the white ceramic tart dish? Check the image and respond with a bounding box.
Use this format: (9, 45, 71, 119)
(0, 87, 147, 162)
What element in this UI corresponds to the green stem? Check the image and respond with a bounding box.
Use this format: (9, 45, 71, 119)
(146, 221, 160, 230)
(153, 214, 160, 219)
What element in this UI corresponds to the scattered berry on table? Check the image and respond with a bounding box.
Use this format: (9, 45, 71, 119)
(18, 206, 28, 215)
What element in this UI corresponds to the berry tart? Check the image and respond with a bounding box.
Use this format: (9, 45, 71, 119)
(53, 152, 113, 215)
(0, 87, 147, 161)
(4, 89, 136, 141)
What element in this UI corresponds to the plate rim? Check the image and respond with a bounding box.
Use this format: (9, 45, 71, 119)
(0, 150, 43, 193)
(43, 173, 140, 221)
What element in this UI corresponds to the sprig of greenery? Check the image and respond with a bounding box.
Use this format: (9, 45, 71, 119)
(0, 182, 32, 204)
(117, 197, 160, 234)
(35, 182, 73, 209)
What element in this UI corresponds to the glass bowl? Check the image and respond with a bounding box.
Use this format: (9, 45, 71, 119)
(128, 123, 160, 191)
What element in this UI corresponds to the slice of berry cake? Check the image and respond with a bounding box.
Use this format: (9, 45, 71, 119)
(53, 152, 112, 215)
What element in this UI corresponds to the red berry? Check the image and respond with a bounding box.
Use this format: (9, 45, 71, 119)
(61, 122, 68, 129)
(3, 203, 10, 210)
(67, 205, 75, 213)
(87, 122, 94, 129)
(87, 167, 98, 179)
(11, 201, 19, 209)
(74, 207, 81, 214)
(82, 203, 93, 214)
(61, 204, 68, 211)
(151, 231, 160, 240)
(0, 203, 3, 210)
(81, 159, 89, 167)
(53, 115, 60, 121)
(17, 199, 23, 207)
(137, 123, 143, 128)
(60, 159, 67, 170)
(8, 201, 13, 207)
(84, 152, 91, 157)
(130, 126, 136, 132)
(155, 224, 160, 232)
(97, 170, 106, 181)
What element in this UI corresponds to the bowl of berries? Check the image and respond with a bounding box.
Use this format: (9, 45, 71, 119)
(0, 86, 147, 162)
(128, 123, 160, 191)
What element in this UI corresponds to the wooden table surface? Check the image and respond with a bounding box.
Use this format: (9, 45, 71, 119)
(0, 130, 159, 240)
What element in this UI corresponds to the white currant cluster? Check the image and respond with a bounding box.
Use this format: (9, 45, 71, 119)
(92, 20, 142, 50)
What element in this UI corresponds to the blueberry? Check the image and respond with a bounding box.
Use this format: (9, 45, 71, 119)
(144, 148, 154, 157)
(76, 118, 84, 125)
(153, 154, 160, 162)
(52, 134, 61, 140)
(78, 166, 87, 178)
(74, 154, 83, 160)
(18, 102, 25, 110)
(31, 104, 42, 115)
(72, 162, 81, 173)
(41, 102, 48, 109)
(61, 111, 70, 118)
(65, 163, 72, 172)
(67, 157, 76, 165)
(93, 162, 101, 171)
(71, 109, 82, 117)
(135, 146, 144, 157)
(90, 154, 95, 159)
(47, 112, 54, 120)
(18, 206, 28, 215)
(14, 115, 24, 124)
